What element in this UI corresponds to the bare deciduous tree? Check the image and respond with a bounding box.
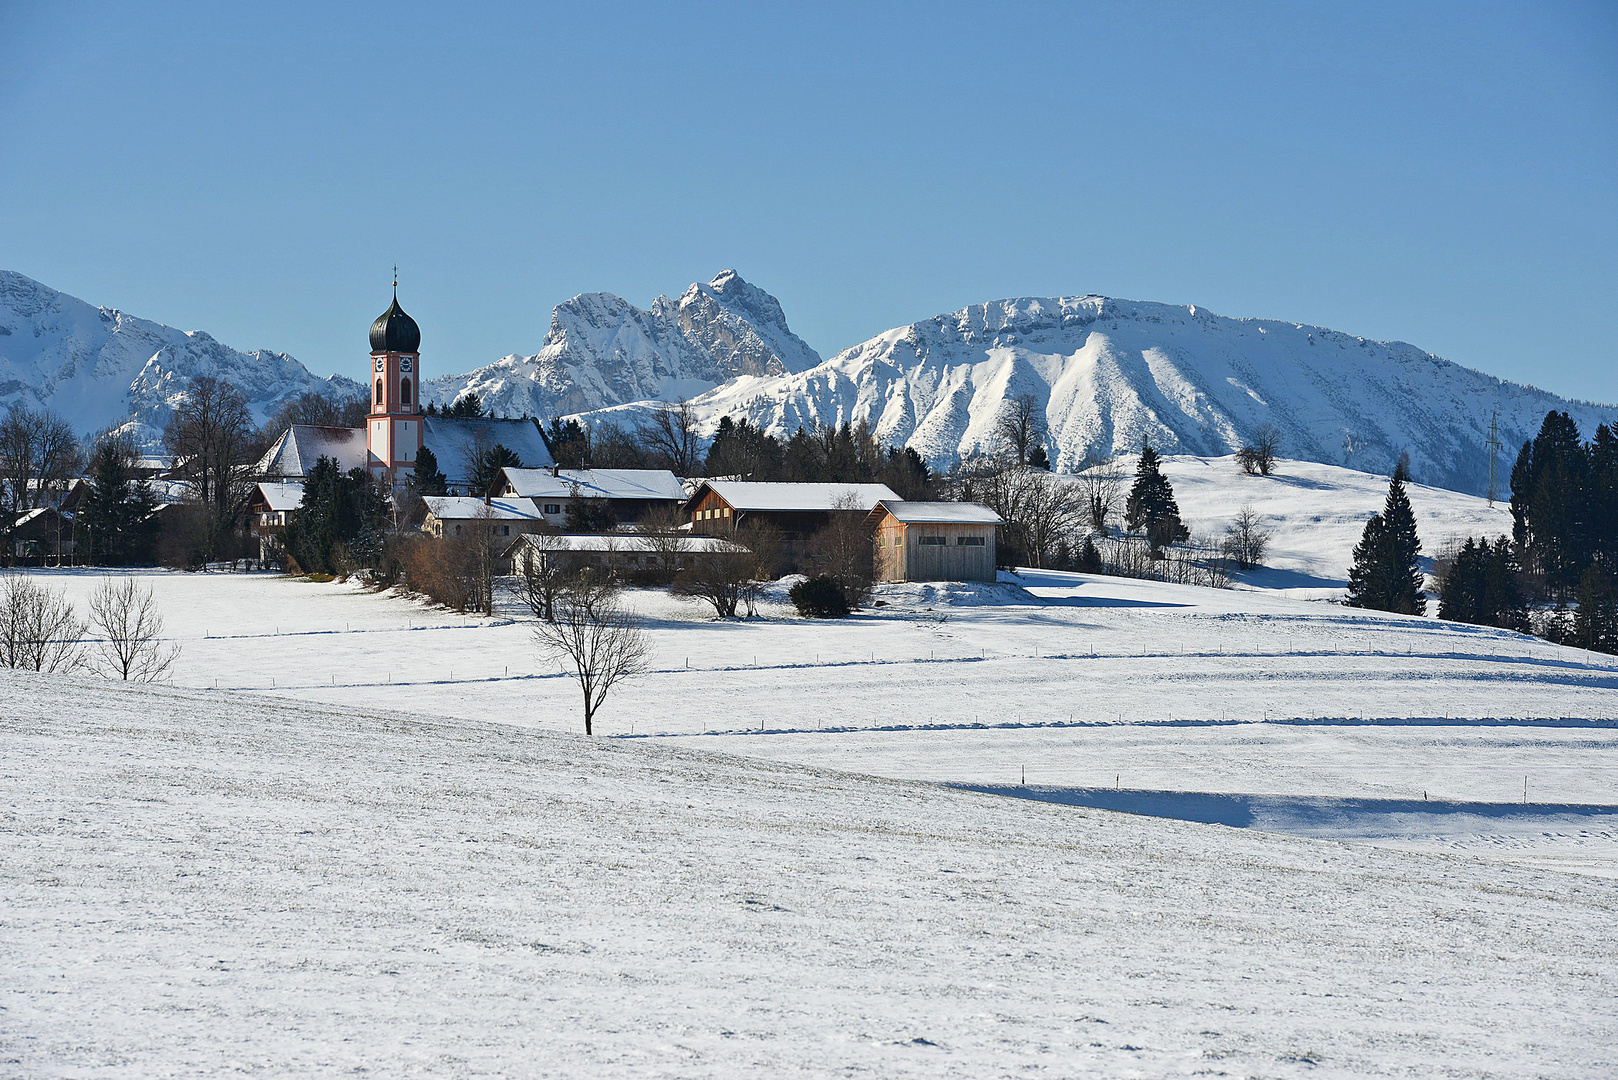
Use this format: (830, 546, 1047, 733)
(964, 459, 1087, 569)
(164, 377, 257, 564)
(87, 577, 180, 681)
(0, 406, 81, 518)
(639, 400, 704, 477)
(0, 573, 86, 672)
(994, 394, 1048, 467)
(513, 535, 573, 622)
(1236, 423, 1281, 476)
(1076, 457, 1127, 532)
(1223, 504, 1271, 569)
(532, 570, 651, 735)
(805, 494, 876, 607)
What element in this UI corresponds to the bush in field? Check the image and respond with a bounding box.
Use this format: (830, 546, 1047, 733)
(790, 575, 849, 618)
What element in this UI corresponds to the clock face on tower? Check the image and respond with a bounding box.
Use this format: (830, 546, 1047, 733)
(399, 357, 413, 372)
(374, 358, 386, 373)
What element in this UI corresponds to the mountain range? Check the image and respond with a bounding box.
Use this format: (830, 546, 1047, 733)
(1, 268, 1611, 495)
(0, 270, 360, 444)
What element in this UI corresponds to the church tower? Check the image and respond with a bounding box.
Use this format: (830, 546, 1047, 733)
(366, 279, 424, 478)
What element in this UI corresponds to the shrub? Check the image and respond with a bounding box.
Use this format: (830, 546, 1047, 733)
(790, 575, 849, 618)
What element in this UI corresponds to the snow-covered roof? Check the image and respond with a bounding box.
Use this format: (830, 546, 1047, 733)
(500, 467, 685, 502)
(694, 481, 900, 512)
(253, 482, 305, 512)
(422, 416, 554, 486)
(255, 425, 369, 479)
(872, 500, 1003, 525)
(507, 533, 746, 554)
(422, 497, 546, 522)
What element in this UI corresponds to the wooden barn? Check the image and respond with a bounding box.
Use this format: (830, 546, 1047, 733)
(867, 500, 1002, 583)
(685, 481, 898, 570)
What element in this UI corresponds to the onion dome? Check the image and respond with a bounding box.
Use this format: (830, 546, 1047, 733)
(369, 291, 421, 353)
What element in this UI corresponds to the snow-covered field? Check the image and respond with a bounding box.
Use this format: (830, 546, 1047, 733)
(21, 561, 1618, 880)
(1141, 455, 1516, 594)
(5, 670, 1617, 1078)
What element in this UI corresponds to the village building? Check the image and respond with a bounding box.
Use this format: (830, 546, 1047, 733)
(504, 530, 745, 578)
(254, 288, 554, 492)
(6, 506, 75, 564)
(420, 496, 549, 543)
(245, 481, 307, 563)
(496, 466, 686, 528)
(684, 480, 899, 568)
(867, 500, 1001, 583)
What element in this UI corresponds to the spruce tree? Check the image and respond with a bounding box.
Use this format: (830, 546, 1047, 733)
(78, 439, 159, 565)
(1125, 443, 1188, 550)
(1573, 565, 1618, 655)
(470, 444, 522, 495)
(411, 446, 448, 496)
(1346, 461, 1425, 614)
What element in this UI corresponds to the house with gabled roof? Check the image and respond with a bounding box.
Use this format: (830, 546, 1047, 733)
(496, 466, 685, 528)
(684, 480, 900, 569)
(867, 499, 1001, 582)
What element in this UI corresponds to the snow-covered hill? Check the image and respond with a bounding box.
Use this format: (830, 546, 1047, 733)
(1147, 454, 1515, 592)
(0, 271, 362, 441)
(6, 668, 1617, 1075)
(659, 296, 1615, 495)
(424, 269, 821, 419)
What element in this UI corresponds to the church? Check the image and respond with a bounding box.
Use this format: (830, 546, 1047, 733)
(256, 287, 553, 491)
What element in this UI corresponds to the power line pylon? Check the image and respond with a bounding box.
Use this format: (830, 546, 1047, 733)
(1486, 411, 1502, 506)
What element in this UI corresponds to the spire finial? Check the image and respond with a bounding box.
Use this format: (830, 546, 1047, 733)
(392, 264, 398, 298)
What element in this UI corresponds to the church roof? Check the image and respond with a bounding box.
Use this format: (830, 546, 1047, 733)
(254, 425, 369, 480)
(369, 293, 421, 354)
(499, 467, 685, 502)
(421, 416, 555, 487)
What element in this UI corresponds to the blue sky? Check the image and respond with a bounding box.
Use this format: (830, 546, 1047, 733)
(2, 1, 1614, 402)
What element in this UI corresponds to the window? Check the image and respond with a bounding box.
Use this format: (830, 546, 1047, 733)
(917, 535, 947, 546)
(400, 377, 412, 404)
(374, 379, 383, 405)
(543, 503, 561, 515)
(500, 525, 510, 536)
(893, 534, 902, 547)
(956, 535, 985, 546)
(454, 524, 462, 536)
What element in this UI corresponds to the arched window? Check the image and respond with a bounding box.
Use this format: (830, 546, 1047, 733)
(400, 377, 412, 404)
(374, 379, 383, 405)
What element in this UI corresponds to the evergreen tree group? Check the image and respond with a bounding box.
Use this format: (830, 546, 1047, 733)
(1438, 536, 1525, 630)
(1346, 460, 1425, 614)
(1125, 443, 1188, 550)
(1510, 411, 1618, 595)
(77, 439, 159, 565)
(283, 456, 391, 574)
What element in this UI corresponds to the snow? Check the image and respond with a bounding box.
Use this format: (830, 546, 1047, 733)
(0, 270, 360, 442)
(419, 416, 555, 483)
(255, 424, 369, 478)
(698, 480, 900, 512)
(421, 496, 544, 521)
(1133, 454, 1517, 594)
(20, 561, 1618, 880)
(651, 295, 1616, 495)
(510, 533, 744, 554)
(5, 669, 1618, 1077)
(874, 499, 1003, 524)
(500, 466, 686, 502)
(251, 481, 305, 512)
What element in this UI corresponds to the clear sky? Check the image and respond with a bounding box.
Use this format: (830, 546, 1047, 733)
(2, 1, 1614, 402)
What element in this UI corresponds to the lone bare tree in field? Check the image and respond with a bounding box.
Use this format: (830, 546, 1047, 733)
(532, 571, 651, 735)
(994, 394, 1048, 467)
(1236, 423, 1281, 476)
(88, 577, 181, 681)
(0, 574, 85, 673)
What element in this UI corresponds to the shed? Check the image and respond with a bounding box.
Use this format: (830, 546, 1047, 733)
(867, 500, 1002, 583)
(504, 531, 746, 578)
(420, 497, 550, 542)
(685, 480, 898, 570)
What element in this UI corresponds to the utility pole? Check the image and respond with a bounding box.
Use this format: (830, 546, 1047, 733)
(1486, 411, 1502, 506)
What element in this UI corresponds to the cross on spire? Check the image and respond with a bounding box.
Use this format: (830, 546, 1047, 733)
(392, 264, 398, 298)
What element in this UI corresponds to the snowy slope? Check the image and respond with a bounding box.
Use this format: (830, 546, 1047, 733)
(655, 296, 1615, 495)
(5, 669, 1617, 1077)
(0, 271, 362, 440)
(1147, 454, 1516, 591)
(424, 270, 821, 418)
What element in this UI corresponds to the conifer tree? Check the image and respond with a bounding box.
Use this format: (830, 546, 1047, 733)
(284, 457, 390, 574)
(1346, 460, 1424, 614)
(410, 446, 448, 496)
(1573, 564, 1618, 655)
(78, 439, 159, 566)
(470, 444, 522, 495)
(1125, 443, 1188, 550)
